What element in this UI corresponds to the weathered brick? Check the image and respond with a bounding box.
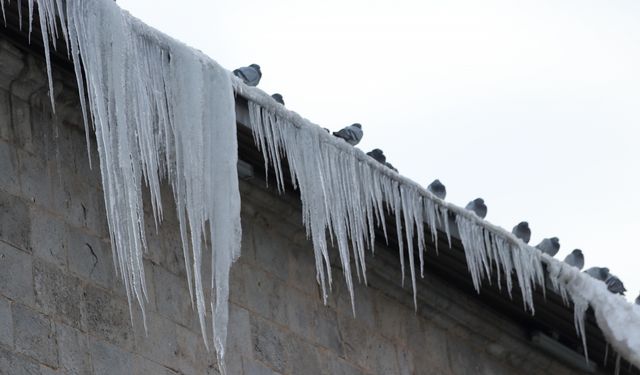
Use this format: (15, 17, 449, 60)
(0, 346, 40, 375)
(13, 303, 58, 367)
(234, 264, 287, 325)
(84, 284, 134, 351)
(227, 304, 252, 358)
(68, 228, 113, 288)
(56, 323, 91, 375)
(321, 355, 367, 375)
(314, 305, 342, 355)
(0, 296, 13, 347)
(175, 323, 216, 375)
(0, 140, 20, 196)
(250, 316, 289, 373)
(89, 339, 135, 375)
(34, 259, 84, 328)
(29, 208, 67, 268)
(0, 189, 31, 251)
(0, 241, 34, 305)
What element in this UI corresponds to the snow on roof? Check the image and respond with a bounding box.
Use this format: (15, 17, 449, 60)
(4, 0, 639, 372)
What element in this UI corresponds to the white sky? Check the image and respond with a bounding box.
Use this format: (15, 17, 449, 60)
(118, 0, 640, 301)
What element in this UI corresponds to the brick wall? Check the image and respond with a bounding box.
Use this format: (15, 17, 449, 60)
(0, 37, 594, 375)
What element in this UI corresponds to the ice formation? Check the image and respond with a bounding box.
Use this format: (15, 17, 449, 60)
(7, 0, 640, 371)
(5, 0, 242, 372)
(236, 84, 640, 369)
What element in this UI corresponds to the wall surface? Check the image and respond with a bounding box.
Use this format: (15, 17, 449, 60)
(0, 36, 594, 375)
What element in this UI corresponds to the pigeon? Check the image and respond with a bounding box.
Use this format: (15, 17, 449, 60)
(366, 149, 386, 164)
(511, 221, 531, 244)
(535, 237, 560, 257)
(385, 162, 398, 172)
(584, 267, 610, 281)
(427, 179, 446, 200)
(605, 274, 626, 295)
(233, 64, 262, 86)
(271, 93, 285, 105)
(635, 293, 640, 305)
(333, 123, 363, 146)
(465, 198, 487, 219)
(563, 249, 584, 270)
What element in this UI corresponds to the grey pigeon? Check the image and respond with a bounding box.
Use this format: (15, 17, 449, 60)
(512, 221, 531, 244)
(465, 198, 487, 219)
(584, 267, 610, 281)
(635, 294, 640, 305)
(535, 237, 560, 257)
(385, 162, 398, 172)
(427, 179, 446, 200)
(233, 64, 262, 86)
(366, 149, 386, 164)
(605, 274, 626, 295)
(563, 249, 584, 270)
(333, 123, 363, 146)
(271, 93, 284, 105)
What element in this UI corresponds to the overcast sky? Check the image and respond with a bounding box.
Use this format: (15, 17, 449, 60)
(118, 0, 640, 301)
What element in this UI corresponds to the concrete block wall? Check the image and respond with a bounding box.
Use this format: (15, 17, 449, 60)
(0, 37, 590, 374)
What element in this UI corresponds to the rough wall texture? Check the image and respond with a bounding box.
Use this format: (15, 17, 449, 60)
(0, 37, 592, 375)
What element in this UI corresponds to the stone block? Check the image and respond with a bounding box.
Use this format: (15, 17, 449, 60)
(9, 97, 35, 153)
(0, 241, 34, 305)
(68, 227, 113, 288)
(0, 190, 31, 251)
(242, 358, 279, 375)
(56, 323, 91, 375)
(227, 304, 252, 358)
(250, 316, 290, 373)
(0, 140, 20, 196)
(134, 356, 180, 375)
(33, 258, 84, 328)
(236, 264, 287, 325)
(0, 296, 13, 347)
(175, 323, 216, 375)
(89, 339, 135, 375)
(252, 220, 289, 281)
(0, 346, 40, 375)
(13, 303, 58, 367)
(0, 89, 11, 141)
(132, 312, 179, 372)
(83, 284, 134, 351)
(288, 245, 319, 296)
(29, 209, 66, 268)
(314, 305, 342, 355)
(321, 355, 366, 375)
(19, 150, 53, 211)
(153, 264, 196, 330)
(288, 336, 322, 375)
(337, 313, 399, 374)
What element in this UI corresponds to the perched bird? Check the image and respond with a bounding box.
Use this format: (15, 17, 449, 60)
(511, 221, 531, 244)
(535, 237, 560, 257)
(465, 198, 487, 219)
(563, 249, 584, 270)
(233, 64, 262, 86)
(427, 179, 447, 200)
(635, 293, 640, 305)
(605, 274, 626, 295)
(333, 123, 363, 146)
(584, 267, 610, 281)
(366, 149, 386, 164)
(271, 93, 285, 105)
(385, 162, 398, 172)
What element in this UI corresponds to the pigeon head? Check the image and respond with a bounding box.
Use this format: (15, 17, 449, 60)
(352, 123, 362, 129)
(249, 64, 261, 71)
(517, 221, 529, 229)
(602, 267, 610, 275)
(474, 198, 485, 204)
(573, 249, 583, 255)
(271, 93, 284, 105)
